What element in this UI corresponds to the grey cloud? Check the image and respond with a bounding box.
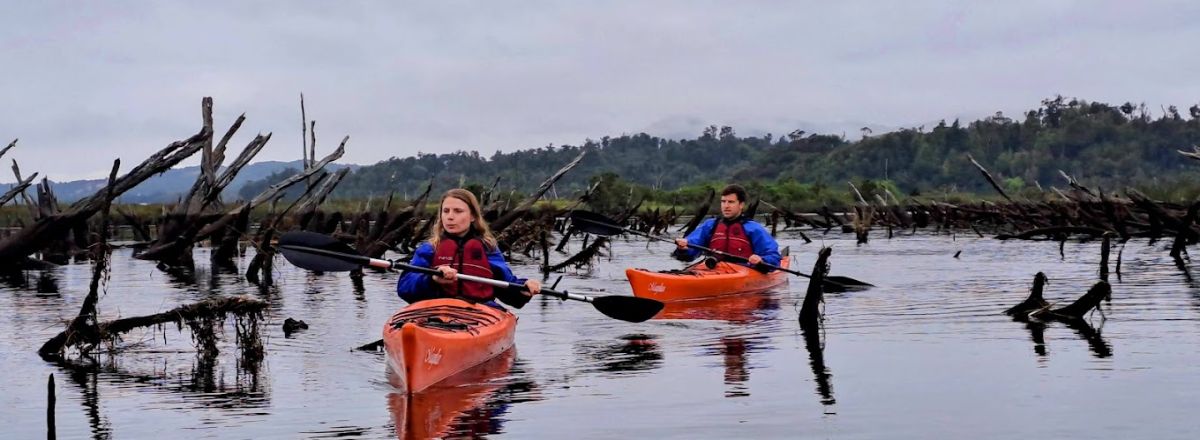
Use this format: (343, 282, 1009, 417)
(2, 1, 1197, 181)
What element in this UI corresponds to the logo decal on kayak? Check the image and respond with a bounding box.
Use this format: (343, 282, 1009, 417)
(649, 283, 666, 293)
(425, 348, 443, 366)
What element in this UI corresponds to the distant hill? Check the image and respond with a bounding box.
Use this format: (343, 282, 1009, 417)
(309, 97, 1200, 201)
(1, 160, 359, 204)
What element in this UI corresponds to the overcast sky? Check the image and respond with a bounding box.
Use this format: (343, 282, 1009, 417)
(2, 1, 1198, 182)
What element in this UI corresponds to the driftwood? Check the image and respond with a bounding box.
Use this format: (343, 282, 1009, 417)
(0, 161, 37, 208)
(294, 167, 351, 215)
(138, 138, 346, 264)
(11, 158, 40, 219)
(491, 150, 586, 233)
(136, 99, 271, 264)
(358, 181, 432, 260)
(678, 188, 716, 237)
(38, 161, 120, 357)
(799, 247, 832, 328)
(1005, 272, 1049, 317)
(967, 153, 1014, 202)
(0, 127, 209, 265)
(1032, 281, 1110, 321)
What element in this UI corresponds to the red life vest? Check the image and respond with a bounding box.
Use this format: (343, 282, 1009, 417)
(712, 219, 754, 259)
(431, 234, 495, 302)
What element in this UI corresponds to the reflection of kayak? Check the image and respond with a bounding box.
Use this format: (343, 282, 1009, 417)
(656, 292, 780, 323)
(389, 348, 515, 439)
(626, 251, 791, 302)
(383, 298, 516, 394)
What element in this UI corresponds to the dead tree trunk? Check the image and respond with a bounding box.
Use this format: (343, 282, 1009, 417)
(1033, 281, 1111, 321)
(1005, 272, 1049, 317)
(37, 161, 119, 358)
(490, 150, 586, 233)
(0, 128, 209, 266)
(799, 247, 832, 328)
(138, 138, 345, 264)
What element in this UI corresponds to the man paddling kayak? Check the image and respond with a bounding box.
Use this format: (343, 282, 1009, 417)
(397, 188, 542, 307)
(673, 184, 781, 272)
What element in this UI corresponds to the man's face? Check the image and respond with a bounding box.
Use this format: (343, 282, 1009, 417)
(720, 193, 744, 219)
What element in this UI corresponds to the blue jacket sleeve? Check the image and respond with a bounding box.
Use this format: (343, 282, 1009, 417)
(672, 219, 716, 261)
(487, 247, 526, 285)
(487, 247, 538, 309)
(396, 243, 439, 304)
(744, 221, 781, 271)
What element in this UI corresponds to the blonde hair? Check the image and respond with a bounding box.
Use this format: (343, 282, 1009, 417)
(428, 188, 499, 250)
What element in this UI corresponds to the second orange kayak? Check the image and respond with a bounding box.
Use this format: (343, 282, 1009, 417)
(383, 298, 517, 394)
(626, 253, 791, 302)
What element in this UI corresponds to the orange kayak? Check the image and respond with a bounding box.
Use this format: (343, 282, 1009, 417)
(383, 298, 517, 394)
(626, 253, 791, 302)
(389, 348, 516, 439)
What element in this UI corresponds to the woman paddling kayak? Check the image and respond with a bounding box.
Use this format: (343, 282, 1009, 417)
(387, 188, 541, 393)
(396, 188, 542, 306)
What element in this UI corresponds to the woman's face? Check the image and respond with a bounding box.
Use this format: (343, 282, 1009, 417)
(440, 197, 473, 235)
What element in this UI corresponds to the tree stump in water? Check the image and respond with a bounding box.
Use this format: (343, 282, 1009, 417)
(799, 247, 832, 328)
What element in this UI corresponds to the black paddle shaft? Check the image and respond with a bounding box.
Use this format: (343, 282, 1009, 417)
(278, 243, 582, 299)
(275, 231, 665, 322)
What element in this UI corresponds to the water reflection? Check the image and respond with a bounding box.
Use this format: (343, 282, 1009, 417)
(572, 334, 663, 375)
(387, 349, 541, 439)
(715, 337, 752, 398)
(655, 293, 780, 323)
(1024, 320, 1048, 357)
(50, 347, 268, 440)
(1, 268, 61, 293)
(801, 326, 835, 406)
(37, 271, 60, 294)
(67, 368, 112, 439)
(157, 261, 198, 287)
(1065, 318, 1111, 358)
(654, 292, 781, 398)
(1012, 316, 1111, 359)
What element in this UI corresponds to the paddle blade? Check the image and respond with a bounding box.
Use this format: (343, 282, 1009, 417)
(568, 211, 626, 236)
(826, 276, 874, 288)
(277, 231, 366, 272)
(591, 295, 665, 323)
(278, 245, 362, 272)
(279, 231, 359, 254)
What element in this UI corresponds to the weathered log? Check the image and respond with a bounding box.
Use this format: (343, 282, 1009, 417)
(799, 247, 832, 328)
(491, 150, 586, 234)
(360, 181, 432, 259)
(1033, 281, 1110, 321)
(996, 226, 1109, 241)
(0, 167, 36, 208)
(544, 236, 608, 272)
(0, 129, 208, 264)
(1169, 201, 1200, 261)
(1178, 144, 1200, 161)
(11, 158, 40, 219)
(0, 139, 22, 209)
(1005, 272, 1049, 317)
(678, 188, 716, 237)
(152, 109, 265, 261)
(47, 373, 56, 438)
(964, 153, 1012, 203)
(293, 167, 350, 215)
(37, 161, 119, 358)
(139, 138, 345, 262)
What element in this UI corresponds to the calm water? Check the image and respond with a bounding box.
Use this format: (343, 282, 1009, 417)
(3, 231, 1200, 439)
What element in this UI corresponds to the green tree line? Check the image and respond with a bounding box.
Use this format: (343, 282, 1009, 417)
(239, 96, 1200, 207)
